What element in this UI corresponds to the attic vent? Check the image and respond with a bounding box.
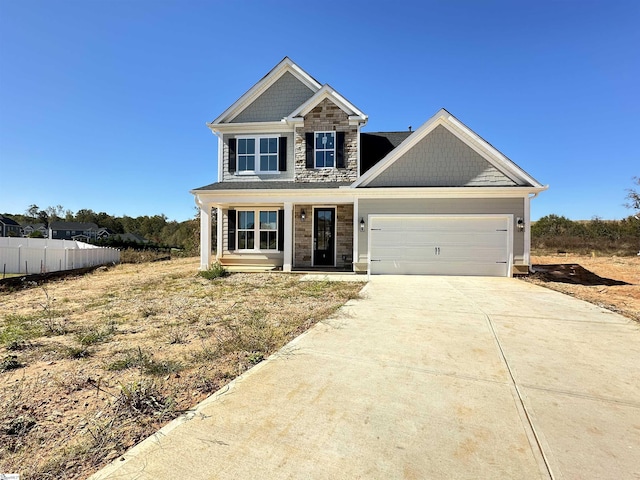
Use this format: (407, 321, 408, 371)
(408, 126, 412, 132)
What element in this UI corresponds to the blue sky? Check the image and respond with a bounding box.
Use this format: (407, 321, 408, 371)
(1, 0, 638, 222)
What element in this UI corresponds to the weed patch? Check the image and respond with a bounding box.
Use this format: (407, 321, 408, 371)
(198, 262, 229, 280)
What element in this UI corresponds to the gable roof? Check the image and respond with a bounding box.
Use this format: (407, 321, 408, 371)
(285, 84, 368, 125)
(209, 57, 322, 125)
(0, 215, 20, 226)
(352, 109, 544, 189)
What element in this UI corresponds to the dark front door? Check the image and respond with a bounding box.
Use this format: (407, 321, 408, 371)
(313, 208, 335, 266)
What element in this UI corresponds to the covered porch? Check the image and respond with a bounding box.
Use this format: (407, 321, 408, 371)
(196, 195, 357, 273)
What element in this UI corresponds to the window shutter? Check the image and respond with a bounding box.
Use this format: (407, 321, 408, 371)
(227, 209, 236, 251)
(278, 209, 284, 251)
(228, 138, 236, 173)
(279, 137, 287, 172)
(305, 132, 314, 168)
(336, 132, 345, 168)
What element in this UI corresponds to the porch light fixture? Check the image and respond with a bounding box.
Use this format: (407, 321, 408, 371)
(301, 209, 306, 221)
(516, 217, 524, 232)
(360, 217, 365, 232)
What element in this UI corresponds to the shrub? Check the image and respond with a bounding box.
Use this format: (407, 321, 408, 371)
(198, 262, 229, 280)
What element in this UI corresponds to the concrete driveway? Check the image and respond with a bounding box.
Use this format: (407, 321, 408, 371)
(90, 276, 640, 480)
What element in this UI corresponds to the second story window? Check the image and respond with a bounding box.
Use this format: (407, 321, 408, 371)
(259, 138, 278, 172)
(315, 132, 335, 168)
(237, 138, 256, 172)
(232, 136, 282, 174)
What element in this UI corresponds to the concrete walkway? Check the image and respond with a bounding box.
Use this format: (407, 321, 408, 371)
(90, 277, 640, 480)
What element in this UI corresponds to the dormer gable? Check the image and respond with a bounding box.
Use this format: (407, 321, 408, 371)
(286, 84, 368, 127)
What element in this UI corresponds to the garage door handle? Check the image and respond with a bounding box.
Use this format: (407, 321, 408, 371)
(496, 261, 507, 264)
(370, 259, 381, 262)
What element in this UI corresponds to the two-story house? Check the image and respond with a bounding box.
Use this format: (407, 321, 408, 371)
(48, 221, 112, 241)
(0, 216, 22, 237)
(191, 57, 546, 276)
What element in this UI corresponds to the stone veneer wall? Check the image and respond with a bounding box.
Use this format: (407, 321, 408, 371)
(294, 99, 358, 182)
(294, 205, 312, 267)
(335, 205, 354, 268)
(293, 204, 353, 268)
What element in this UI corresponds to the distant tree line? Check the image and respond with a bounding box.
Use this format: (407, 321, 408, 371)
(532, 214, 640, 255)
(3, 205, 217, 256)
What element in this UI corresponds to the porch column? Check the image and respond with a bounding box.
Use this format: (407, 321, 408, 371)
(283, 202, 293, 272)
(199, 202, 212, 270)
(216, 207, 223, 259)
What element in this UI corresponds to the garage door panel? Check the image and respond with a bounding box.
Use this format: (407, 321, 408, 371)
(369, 215, 510, 277)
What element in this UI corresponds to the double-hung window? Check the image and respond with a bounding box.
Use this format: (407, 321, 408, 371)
(237, 138, 255, 172)
(259, 138, 278, 172)
(237, 211, 255, 249)
(235, 209, 278, 251)
(315, 132, 335, 168)
(259, 211, 277, 249)
(236, 136, 279, 174)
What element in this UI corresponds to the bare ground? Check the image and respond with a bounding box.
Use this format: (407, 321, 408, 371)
(524, 253, 640, 322)
(0, 258, 363, 479)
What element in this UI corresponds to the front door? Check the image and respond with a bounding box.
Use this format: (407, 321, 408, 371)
(313, 208, 335, 266)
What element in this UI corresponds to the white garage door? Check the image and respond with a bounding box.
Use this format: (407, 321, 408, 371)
(369, 215, 511, 276)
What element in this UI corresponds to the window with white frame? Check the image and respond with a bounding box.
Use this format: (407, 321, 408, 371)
(315, 131, 335, 168)
(259, 138, 278, 172)
(259, 211, 277, 249)
(236, 209, 278, 251)
(236, 136, 279, 173)
(237, 138, 256, 172)
(237, 211, 255, 249)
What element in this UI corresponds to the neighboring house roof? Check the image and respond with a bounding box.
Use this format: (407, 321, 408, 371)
(352, 109, 544, 189)
(192, 181, 352, 191)
(49, 221, 99, 231)
(0, 215, 20, 226)
(360, 131, 414, 174)
(210, 57, 322, 125)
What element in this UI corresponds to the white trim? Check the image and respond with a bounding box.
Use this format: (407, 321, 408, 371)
(216, 207, 223, 259)
(366, 214, 513, 277)
(352, 198, 359, 271)
(208, 120, 292, 135)
(283, 203, 293, 272)
(312, 206, 337, 267)
(524, 195, 531, 267)
(191, 186, 545, 207)
(352, 109, 545, 189)
(211, 57, 322, 125)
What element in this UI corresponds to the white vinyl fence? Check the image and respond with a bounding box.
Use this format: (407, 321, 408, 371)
(0, 237, 120, 276)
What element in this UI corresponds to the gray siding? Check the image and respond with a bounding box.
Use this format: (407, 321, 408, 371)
(231, 72, 315, 123)
(221, 133, 295, 182)
(357, 197, 525, 265)
(367, 125, 517, 187)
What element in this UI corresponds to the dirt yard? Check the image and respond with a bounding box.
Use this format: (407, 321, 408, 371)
(524, 253, 640, 322)
(0, 258, 363, 479)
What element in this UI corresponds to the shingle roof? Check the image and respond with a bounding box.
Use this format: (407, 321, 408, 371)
(360, 131, 413, 174)
(192, 181, 353, 191)
(0, 215, 20, 226)
(49, 221, 99, 230)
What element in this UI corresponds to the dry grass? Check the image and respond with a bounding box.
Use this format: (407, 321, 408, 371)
(0, 257, 363, 479)
(524, 252, 640, 322)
